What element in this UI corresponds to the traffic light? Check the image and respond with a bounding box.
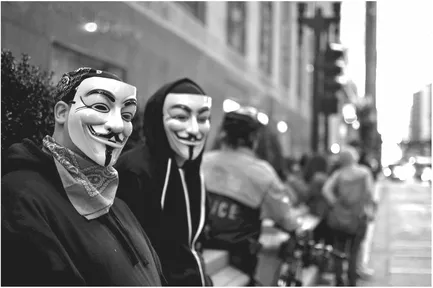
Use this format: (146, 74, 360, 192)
(323, 43, 345, 94)
(322, 43, 345, 114)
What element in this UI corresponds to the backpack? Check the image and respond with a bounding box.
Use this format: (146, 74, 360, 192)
(326, 172, 369, 235)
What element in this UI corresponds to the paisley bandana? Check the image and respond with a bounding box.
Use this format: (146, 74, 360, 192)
(43, 135, 118, 220)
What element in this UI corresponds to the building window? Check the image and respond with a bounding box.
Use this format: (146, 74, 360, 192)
(181, 2, 206, 25)
(227, 2, 247, 55)
(50, 43, 126, 84)
(259, 1, 273, 75)
(280, 2, 291, 89)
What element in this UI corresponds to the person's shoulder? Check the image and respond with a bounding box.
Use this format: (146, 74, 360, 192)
(201, 150, 228, 169)
(3, 169, 52, 194)
(2, 170, 58, 210)
(202, 150, 221, 161)
(253, 158, 276, 174)
(116, 143, 151, 173)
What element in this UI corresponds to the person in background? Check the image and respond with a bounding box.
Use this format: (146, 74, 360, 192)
(115, 78, 213, 286)
(299, 153, 311, 174)
(1, 67, 164, 286)
(322, 147, 375, 286)
(282, 157, 303, 206)
(302, 153, 332, 244)
(347, 141, 377, 280)
(201, 107, 303, 284)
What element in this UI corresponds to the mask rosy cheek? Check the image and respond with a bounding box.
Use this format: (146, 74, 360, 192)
(77, 111, 108, 125)
(123, 123, 133, 137)
(201, 124, 211, 135)
(166, 120, 186, 132)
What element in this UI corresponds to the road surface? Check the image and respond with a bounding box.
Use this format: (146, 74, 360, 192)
(360, 180, 431, 286)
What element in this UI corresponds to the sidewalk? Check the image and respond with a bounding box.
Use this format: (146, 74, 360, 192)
(359, 180, 383, 270)
(358, 181, 386, 286)
(359, 180, 432, 286)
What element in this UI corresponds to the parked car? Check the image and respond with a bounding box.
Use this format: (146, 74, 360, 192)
(383, 162, 415, 182)
(412, 156, 432, 183)
(383, 156, 431, 183)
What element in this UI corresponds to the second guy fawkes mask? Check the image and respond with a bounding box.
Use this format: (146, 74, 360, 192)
(162, 83, 212, 166)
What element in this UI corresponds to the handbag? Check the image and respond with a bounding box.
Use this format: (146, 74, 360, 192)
(326, 173, 367, 235)
(327, 201, 361, 235)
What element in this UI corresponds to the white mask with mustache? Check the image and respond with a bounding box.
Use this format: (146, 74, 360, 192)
(67, 77, 137, 167)
(162, 93, 212, 166)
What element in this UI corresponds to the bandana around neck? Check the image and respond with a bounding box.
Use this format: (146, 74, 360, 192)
(43, 135, 118, 220)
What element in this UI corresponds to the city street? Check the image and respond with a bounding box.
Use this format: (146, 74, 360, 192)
(360, 180, 431, 286)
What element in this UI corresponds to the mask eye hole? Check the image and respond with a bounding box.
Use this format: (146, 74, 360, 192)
(122, 113, 134, 122)
(173, 115, 189, 122)
(197, 116, 210, 124)
(91, 104, 110, 113)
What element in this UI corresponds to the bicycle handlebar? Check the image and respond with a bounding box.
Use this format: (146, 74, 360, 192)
(296, 214, 320, 233)
(312, 243, 347, 259)
(272, 214, 321, 236)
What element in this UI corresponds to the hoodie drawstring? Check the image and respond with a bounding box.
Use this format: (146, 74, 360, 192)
(160, 158, 172, 210)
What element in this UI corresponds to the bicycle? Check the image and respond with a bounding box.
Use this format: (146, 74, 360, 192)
(272, 215, 347, 286)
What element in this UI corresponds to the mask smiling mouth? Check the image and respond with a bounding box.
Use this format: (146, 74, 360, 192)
(88, 125, 125, 146)
(175, 133, 203, 145)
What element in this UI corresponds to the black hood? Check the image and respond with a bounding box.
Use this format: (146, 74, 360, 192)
(142, 78, 207, 166)
(3, 139, 55, 177)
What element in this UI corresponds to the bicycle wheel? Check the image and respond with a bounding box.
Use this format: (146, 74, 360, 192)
(272, 258, 303, 287)
(273, 261, 291, 286)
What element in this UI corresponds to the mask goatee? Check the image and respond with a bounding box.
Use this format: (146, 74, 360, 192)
(105, 146, 114, 166)
(188, 145, 194, 161)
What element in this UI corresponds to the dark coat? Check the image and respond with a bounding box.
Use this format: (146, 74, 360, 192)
(1, 139, 164, 286)
(115, 78, 210, 286)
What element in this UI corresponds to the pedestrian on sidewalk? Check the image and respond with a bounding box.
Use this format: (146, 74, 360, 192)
(322, 146, 376, 286)
(302, 153, 333, 245)
(348, 141, 378, 279)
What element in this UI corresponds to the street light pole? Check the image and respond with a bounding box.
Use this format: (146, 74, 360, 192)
(298, 4, 340, 153)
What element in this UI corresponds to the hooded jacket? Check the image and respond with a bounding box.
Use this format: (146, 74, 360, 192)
(1, 139, 164, 286)
(115, 78, 210, 286)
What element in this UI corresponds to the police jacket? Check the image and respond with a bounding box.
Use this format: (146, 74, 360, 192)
(201, 146, 300, 245)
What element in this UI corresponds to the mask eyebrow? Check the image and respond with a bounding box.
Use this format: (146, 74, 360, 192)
(86, 89, 115, 102)
(169, 104, 191, 113)
(198, 106, 210, 114)
(124, 98, 137, 107)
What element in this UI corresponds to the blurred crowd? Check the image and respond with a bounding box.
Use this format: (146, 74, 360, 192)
(202, 107, 379, 286)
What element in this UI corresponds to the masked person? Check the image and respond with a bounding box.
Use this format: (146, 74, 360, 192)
(115, 78, 212, 286)
(2, 67, 164, 286)
(201, 107, 304, 283)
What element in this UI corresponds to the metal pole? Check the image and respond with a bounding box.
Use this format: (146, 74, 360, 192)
(323, 24, 332, 153)
(324, 113, 329, 151)
(311, 23, 321, 152)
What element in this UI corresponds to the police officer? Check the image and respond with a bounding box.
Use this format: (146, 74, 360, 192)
(201, 106, 302, 283)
